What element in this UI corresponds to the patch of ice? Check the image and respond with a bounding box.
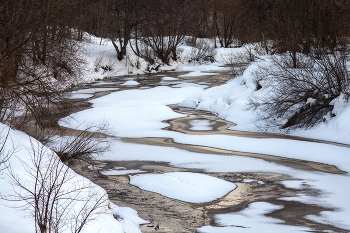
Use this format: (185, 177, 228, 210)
(92, 82, 117, 86)
(161, 76, 178, 81)
(121, 80, 140, 86)
(189, 120, 215, 130)
(129, 172, 237, 203)
(197, 202, 311, 233)
(87, 164, 106, 170)
(281, 180, 306, 190)
(111, 203, 149, 233)
(172, 83, 209, 88)
(242, 179, 265, 185)
(101, 169, 146, 176)
(70, 93, 94, 99)
(179, 71, 219, 77)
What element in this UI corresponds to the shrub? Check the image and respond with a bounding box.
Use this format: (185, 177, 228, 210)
(249, 51, 350, 130)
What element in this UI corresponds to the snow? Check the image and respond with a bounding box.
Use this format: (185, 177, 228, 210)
(92, 81, 118, 86)
(175, 64, 226, 72)
(197, 202, 311, 233)
(129, 172, 237, 203)
(70, 87, 119, 99)
(171, 82, 209, 88)
(179, 58, 350, 145)
(112, 203, 149, 233)
(179, 71, 219, 77)
(161, 76, 178, 81)
(0, 124, 146, 233)
(73, 87, 119, 93)
(101, 168, 146, 175)
(121, 80, 140, 86)
(87, 164, 106, 170)
(70, 93, 94, 99)
(60, 85, 204, 138)
(101, 140, 297, 174)
(189, 119, 215, 130)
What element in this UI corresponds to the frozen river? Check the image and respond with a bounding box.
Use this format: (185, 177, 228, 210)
(62, 68, 350, 232)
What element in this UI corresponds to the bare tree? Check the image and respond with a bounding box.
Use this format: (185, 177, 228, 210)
(4, 139, 108, 233)
(269, 0, 350, 67)
(0, 127, 13, 172)
(48, 124, 113, 163)
(0, 0, 86, 128)
(131, 0, 197, 65)
(102, 0, 150, 61)
(212, 0, 239, 48)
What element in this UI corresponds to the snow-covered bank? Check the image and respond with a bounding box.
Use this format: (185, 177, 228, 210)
(0, 124, 147, 233)
(80, 35, 231, 84)
(179, 57, 350, 145)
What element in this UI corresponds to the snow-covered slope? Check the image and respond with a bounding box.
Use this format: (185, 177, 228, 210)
(179, 57, 350, 145)
(0, 124, 147, 233)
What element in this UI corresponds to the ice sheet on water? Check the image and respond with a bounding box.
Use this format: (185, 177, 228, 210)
(161, 76, 178, 81)
(101, 169, 146, 176)
(189, 119, 215, 130)
(121, 80, 140, 86)
(70, 93, 94, 99)
(178, 71, 219, 77)
(197, 202, 311, 233)
(129, 172, 237, 203)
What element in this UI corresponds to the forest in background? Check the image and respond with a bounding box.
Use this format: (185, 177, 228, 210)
(1, 0, 350, 130)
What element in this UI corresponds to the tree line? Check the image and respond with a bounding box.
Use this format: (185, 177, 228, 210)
(80, 0, 350, 60)
(1, 0, 350, 129)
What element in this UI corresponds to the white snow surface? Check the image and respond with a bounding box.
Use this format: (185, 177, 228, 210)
(0, 124, 146, 233)
(197, 202, 311, 233)
(179, 58, 350, 145)
(129, 172, 237, 203)
(121, 80, 140, 86)
(101, 168, 146, 175)
(189, 119, 215, 130)
(161, 76, 178, 81)
(60, 85, 204, 138)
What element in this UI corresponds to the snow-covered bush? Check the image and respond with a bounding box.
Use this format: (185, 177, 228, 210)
(187, 40, 217, 64)
(93, 53, 117, 73)
(249, 52, 350, 130)
(219, 43, 274, 76)
(4, 139, 108, 233)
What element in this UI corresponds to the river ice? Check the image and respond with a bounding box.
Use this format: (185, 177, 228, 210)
(129, 172, 237, 203)
(59, 71, 350, 231)
(54, 39, 350, 232)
